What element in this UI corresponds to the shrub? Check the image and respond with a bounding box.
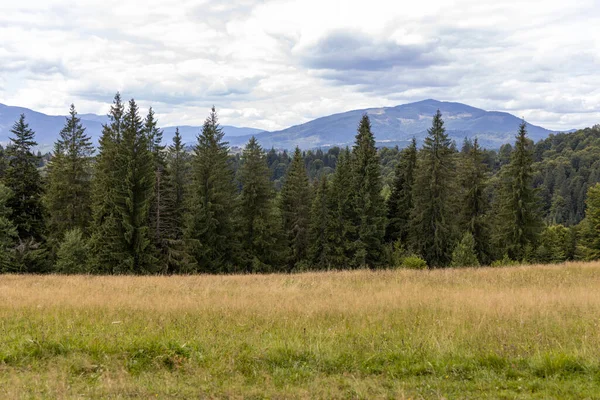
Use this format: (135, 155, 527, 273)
(55, 228, 90, 274)
(451, 232, 480, 267)
(401, 255, 427, 270)
(491, 254, 520, 267)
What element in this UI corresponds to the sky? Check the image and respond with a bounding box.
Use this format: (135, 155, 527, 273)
(0, 0, 599, 131)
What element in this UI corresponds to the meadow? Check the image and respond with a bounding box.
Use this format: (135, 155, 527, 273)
(2, 263, 600, 399)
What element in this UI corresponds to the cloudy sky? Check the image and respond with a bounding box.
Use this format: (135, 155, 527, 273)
(1, 0, 599, 131)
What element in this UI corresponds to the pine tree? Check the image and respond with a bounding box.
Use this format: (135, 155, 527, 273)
(351, 115, 386, 268)
(459, 138, 491, 264)
(144, 108, 172, 268)
(0, 184, 17, 271)
(238, 137, 284, 272)
(113, 99, 157, 273)
(90, 93, 126, 272)
(410, 110, 457, 267)
(308, 175, 330, 269)
(280, 147, 311, 270)
(4, 114, 46, 272)
(450, 232, 480, 267)
(326, 148, 355, 268)
(386, 137, 417, 244)
(496, 121, 543, 260)
(164, 127, 192, 272)
(185, 107, 240, 273)
(45, 104, 94, 244)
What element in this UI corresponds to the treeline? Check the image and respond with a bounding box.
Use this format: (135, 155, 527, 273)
(2, 92, 600, 273)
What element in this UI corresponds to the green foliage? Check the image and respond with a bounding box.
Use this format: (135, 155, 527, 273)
(534, 225, 574, 263)
(495, 121, 543, 261)
(386, 138, 417, 244)
(325, 148, 355, 268)
(185, 107, 240, 273)
(410, 110, 457, 267)
(451, 232, 480, 267)
(4, 114, 47, 272)
(459, 138, 492, 264)
(0, 184, 17, 271)
(55, 228, 90, 274)
(491, 254, 521, 267)
(44, 104, 94, 246)
(238, 137, 285, 272)
(351, 115, 386, 268)
(400, 255, 428, 270)
(308, 176, 330, 269)
(280, 147, 311, 270)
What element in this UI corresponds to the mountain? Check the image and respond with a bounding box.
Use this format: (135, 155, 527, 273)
(228, 99, 560, 149)
(0, 100, 569, 152)
(0, 103, 264, 152)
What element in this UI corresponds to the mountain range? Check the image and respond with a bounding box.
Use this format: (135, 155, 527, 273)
(0, 100, 570, 152)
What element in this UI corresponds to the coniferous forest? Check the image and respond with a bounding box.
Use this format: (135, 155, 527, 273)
(2, 92, 600, 274)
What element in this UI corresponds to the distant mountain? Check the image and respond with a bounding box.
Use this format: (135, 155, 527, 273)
(228, 99, 561, 149)
(0, 103, 263, 152)
(0, 100, 571, 152)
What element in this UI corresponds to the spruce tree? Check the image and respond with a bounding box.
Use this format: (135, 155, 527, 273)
(185, 107, 240, 273)
(351, 115, 386, 268)
(55, 228, 90, 274)
(386, 137, 417, 244)
(326, 148, 355, 268)
(308, 175, 330, 269)
(144, 108, 172, 268)
(410, 110, 457, 267)
(459, 138, 491, 264)
(45, 104, 94, 244)
(0, 184, 17, 271)
(113, 99, 157, 273)
(164, 127, 192, 272)
(496, 121, 543, 260)
(90, 93, 126, 272)
(238, 137, 284, 272)
(4, 114, 46, 272)
(280, 147, 311, 270)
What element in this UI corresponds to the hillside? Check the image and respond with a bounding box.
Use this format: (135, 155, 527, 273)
(229, 99, 556, 149)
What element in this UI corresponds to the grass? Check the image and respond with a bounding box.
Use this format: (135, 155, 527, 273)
(2, 263, 600, 398)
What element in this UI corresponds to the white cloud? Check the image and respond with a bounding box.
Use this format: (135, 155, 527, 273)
(0, 0, 599, 131)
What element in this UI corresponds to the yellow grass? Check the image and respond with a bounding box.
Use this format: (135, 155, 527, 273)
(2, 262, 600, 398)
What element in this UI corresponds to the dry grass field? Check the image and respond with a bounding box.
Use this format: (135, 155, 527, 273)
(2, 263, 600, 398)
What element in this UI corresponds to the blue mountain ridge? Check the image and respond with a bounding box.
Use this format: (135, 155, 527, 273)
(0, 99, 571, 151)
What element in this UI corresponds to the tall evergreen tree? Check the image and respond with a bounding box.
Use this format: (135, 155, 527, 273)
(385, 137, 417, 244)
(0, 184, 17, 271)
(410, 110, 457, 267)
(351, 115, 386, 268)
(238, 137, 284, 272)
(459, 138, 491, 264)
(144, 108, 172, 268)
(308, 175, 331, 269)
(4, 114, 46, 271)
(185, 107, 239, 273)
(280, 147, 311, 270)
(326, 148, 355, 268)
(90, 93, 126, 272)
(164, 127, 192, 272)
(113, 99, 157, 273)
(45, 104, 94, 243)
(496, 121, 543, 260)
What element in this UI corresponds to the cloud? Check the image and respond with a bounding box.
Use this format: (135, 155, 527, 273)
(298, 30, 448, 71)
(0, 0, 599, 132)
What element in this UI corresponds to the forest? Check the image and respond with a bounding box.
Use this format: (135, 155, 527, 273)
(1, 92, 600, 274)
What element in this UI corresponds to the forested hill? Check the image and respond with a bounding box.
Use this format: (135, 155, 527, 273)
(533, 125, 600, 226)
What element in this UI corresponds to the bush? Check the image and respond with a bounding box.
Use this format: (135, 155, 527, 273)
(451, 232, 480, 267)
(401, 255, 427, 270)
(490, 254, 520, 267)
(55, 228, 90, 274)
